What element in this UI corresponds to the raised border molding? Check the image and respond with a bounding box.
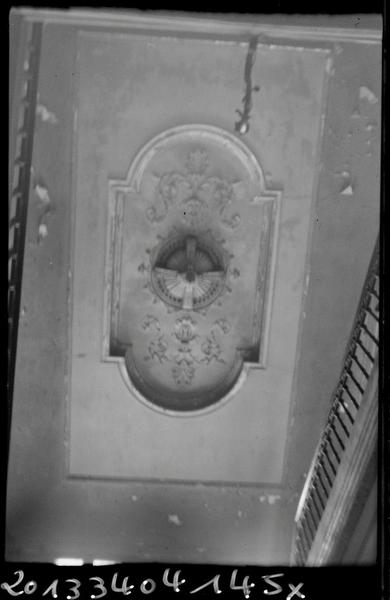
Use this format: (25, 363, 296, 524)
(14, 8, 382, 44)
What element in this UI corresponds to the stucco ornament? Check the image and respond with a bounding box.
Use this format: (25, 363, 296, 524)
(146, 147, 241, 230)
(151, 234, 227, 311)
(104, 125, 281, 414)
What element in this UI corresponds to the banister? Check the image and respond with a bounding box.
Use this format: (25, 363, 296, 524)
(292, 237, 379, 565)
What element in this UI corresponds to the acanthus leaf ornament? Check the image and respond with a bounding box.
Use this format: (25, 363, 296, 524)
(141, 315, 232, 387)
(146, 149, 242, 230)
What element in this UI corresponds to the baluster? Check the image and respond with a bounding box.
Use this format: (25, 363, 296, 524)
(334, 406, 350, 438)
(300, 522, 312, 554)
(323, 446, 337, 477)
(337, 395, 354, 426)
(330, 418, 345, 451)
(345, 364, 365, 396)
(317, 468, 330, 501)
(296, 537, 306, 565)
(313, 479, 326, 512)
(309, 488, 322, 523)
(355, 335, 375, 363)
(305, 506, 317, 542)
(361, 321, 378, 345)
(319, 455, 333, 488)
(341, 378, 360, 410)
(326, 431, 341, 464)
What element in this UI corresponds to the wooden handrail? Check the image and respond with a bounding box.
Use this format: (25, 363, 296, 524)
(292, 238, 379, 565)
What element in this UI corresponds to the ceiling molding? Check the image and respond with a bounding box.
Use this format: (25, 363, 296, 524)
(15, 8, 382, 44)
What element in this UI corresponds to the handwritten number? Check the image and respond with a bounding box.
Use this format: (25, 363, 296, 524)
(230, 570, 255, 598)
(42, 579, 59, 598)
(90, 577, 107, 599)
(262, 574, 284, 595)
(24, 581, 37, 595)
(65, 578, 81, 599)
(0, 570, 24, 596)
(140, 579, 156, 594)
(0, 566, 304, 600)
(190, 575, 222, 595)
(162, 569, 186, 593)
(111, 573, 134, 595)
(287, 583, 305, 600)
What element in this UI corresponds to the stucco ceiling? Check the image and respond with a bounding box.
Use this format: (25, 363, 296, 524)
(7, 13, 381, 564)
(69, 30, 329, 486)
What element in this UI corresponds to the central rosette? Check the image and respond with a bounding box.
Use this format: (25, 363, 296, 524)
(150, 233, 227, 310)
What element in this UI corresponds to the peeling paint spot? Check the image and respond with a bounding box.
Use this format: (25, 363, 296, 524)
(214, 39, 235, 46)
(319, 112, 325, 140)
(366, 119, 378, 130)
(37, 223, 48, 243)
(23, 60, 29, 70)
(21, 306, 27, 317)
(36, 104, 58, 124)
(325, 57, 334, 76)
(350, 107, 361, 119)
(259, 495, 266, 503)
(131, 495, 138, 502)
(339, 172, 354, 196)
(268, 495, 281, 505)
(34, 184, 50, 206)
(168, 514, 182, 526)
(287, 492, 300, 504)
(359, 86, 378, 105)
(340, 184, 354, 196)
(237, 510, 243, 518)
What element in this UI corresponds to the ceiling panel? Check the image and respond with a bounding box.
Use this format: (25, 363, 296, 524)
(69, 31, 329, 484)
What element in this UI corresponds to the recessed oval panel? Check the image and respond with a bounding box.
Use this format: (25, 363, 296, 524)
(103, 124, 281, 413)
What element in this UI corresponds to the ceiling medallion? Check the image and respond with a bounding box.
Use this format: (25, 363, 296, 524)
(105, 124, 282, 414)
(150, 233, 228, 311)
